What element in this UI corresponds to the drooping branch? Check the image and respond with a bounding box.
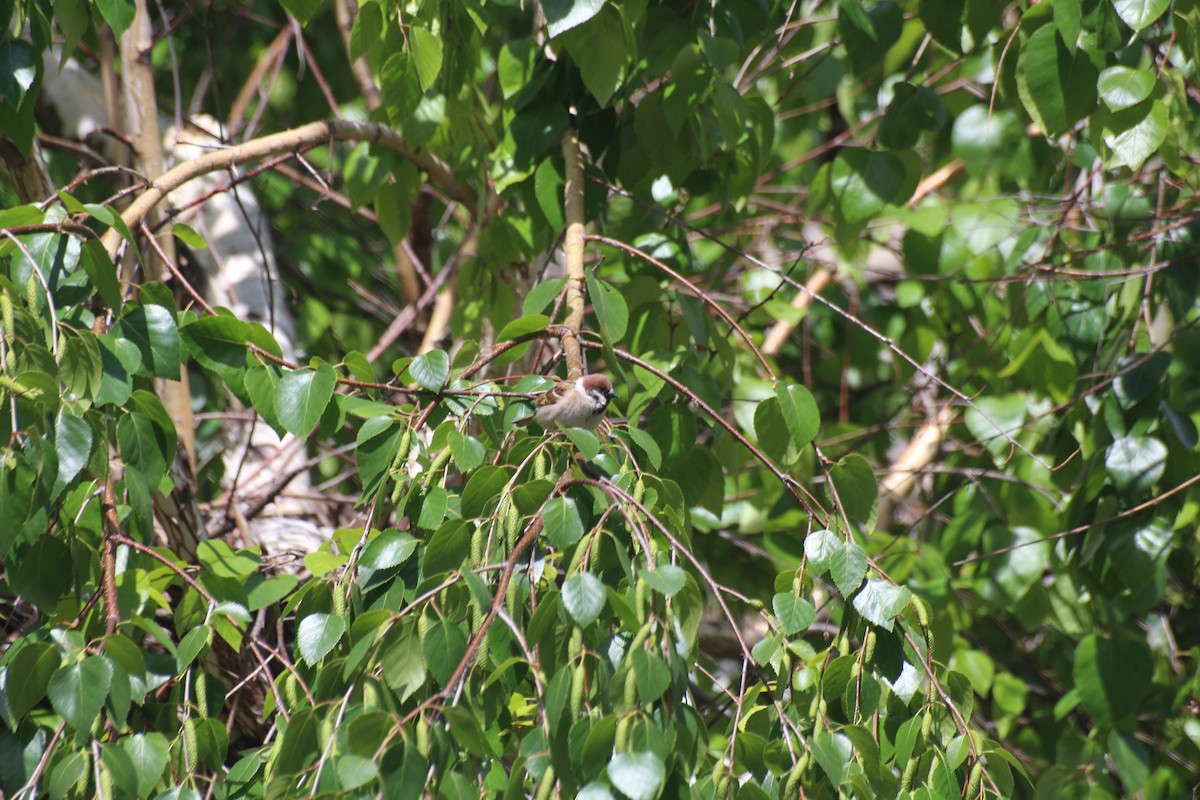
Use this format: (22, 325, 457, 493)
(101, 119, 477, 259)
(560, 128, 587, 380)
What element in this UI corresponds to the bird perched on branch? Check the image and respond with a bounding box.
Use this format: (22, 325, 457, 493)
(524, 373, 618, 430)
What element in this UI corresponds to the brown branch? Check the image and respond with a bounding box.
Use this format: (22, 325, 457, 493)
(366, 224, 474, 362)
(226, 25, 292, 135)
(875, 403, 954, 531)
(761, 266, 833, 357)
(587, 234, 776, 380)
(560, 128, 587, 380)
(101, 481, 123, 635)
(955, 470, 1200, 565)
(586, 341, 829, 522)
(399, 472, 570, 725)
(101, 119, 478, 258)
(2, 221, 102, 241)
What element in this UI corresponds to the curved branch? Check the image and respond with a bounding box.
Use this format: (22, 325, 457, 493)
(586, 341, 829, 523)
(102, 119, 477, 258)
(587, 233, 776, 380)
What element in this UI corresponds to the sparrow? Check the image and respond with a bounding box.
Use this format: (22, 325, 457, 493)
(524, 373, 618, 430)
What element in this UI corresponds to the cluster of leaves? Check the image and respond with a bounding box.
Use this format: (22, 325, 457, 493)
(3, 0, 1200, 799)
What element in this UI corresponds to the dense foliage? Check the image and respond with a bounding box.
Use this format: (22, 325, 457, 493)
(2, 0, 1199, 798)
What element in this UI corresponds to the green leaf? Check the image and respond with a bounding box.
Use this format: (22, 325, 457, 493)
(1114, 352, 1171, 404)
(1112, 0, 1169, 31)
(543, 0, 605, 38)
(804, 530, 840, 571)
(49, 657, 113, 732)
(381, 622, 426, 700)
(775, 384, 820, 451)
(1099, 99, 1168, 171)
(631, 649, 671, 702)
(640, 564, 685, 597)
(52, 410, 93, 498)
(524, 278, 567, 315)
(115, 304, 180, 380)
(772, 593, 816, 635)
(356, 417, 406, 502)
(349, 0, 382, 60)
(754, 397, 799, 466)
(410, 26, 443, 92)
(59, 331, 103, 401)
(94, 0, 135, 37)
(49, 749, 89, 800)
(279, 0, 321, 25)
(176, 626, 212, 671)
(829, 542, 867, 597)
(627, 426, 663, 470)
(423, 519, 472, 575)
(444, 705, 498, 758)
(122, 733, 170, 798)
(336, 753, 379, 791)
(5, 643, 61, 722)
(561, 6, 634, 107)
(585, 275, 629, 343)
(244, 363, 286, 435)
(80, 240, 122, 311)
(562, 572, 606, 625)
(83, 203, 136, 249)
(410, 349, 450, 391)
(361, 529, 418, 570)
(1097, 66, 1156, 110)
(827, 454, 878, 530)
(0, 40, 36, 108)
(1016, 23, 1098, 136)
(497, 314, 551, 341)
(879, 82, 947, 150)
(534, 161, 565, 229)
(116, 411, 170, 490)
(180, 315, 252, 385)
(447, 430, 485, 471)
(461, 466, 513, 518)
(563, 426, 602, 457)
(416, 486, 449, 529)
(1073, 635, 1152, 726)
(542, 496, 585, 548)
(1105, 436, 1166, 496)
(606, 752, 665, 800)
(94, 336, 134, 407)
(247, 575, 298, 611)
(918, 0, 966, 51)
(1108, 730, 1150, 791)
(197, 539, 259, 579)
(381, 52, 423, 127)
(829, 148, 917, 226)
(1162, 404, 1198, 451)
(423, 618, 468, 686)
(837, 0, 903, 73)
(297, 613, 347, 665)
(810, 731, 853, 785)
(1052, 0, 1081, 47)
(171, 223, 208, 249)
(851, 579, 911, 631)
(275, 364, 337, 437)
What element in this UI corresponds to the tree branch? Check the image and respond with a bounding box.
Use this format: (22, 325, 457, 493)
(560, 128, 587, 380)
(101, 119, 478, 258)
